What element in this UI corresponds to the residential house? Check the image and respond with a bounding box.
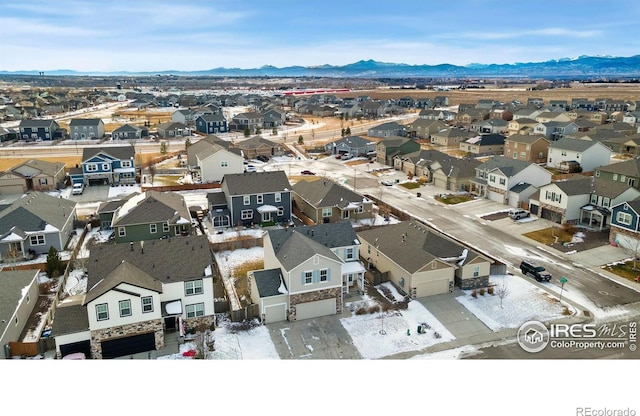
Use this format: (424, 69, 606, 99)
(408, 119, 448, 139)
(206, 191, 231, 229)
(489, 108, 513, 121)
(358, 221, 492, 297)
(454, 108, 489, 127)
(581, 178, 640, 231)
(535, 111, 572, 124)
(547, 138, 613, 173)
(0, 270, 40, 359)
(249, 227, 344, 323)
(229, 112, 264, 133)
(111, 124, 149, 140)
(512, 107, 544, 120)
(460, 134, 506, 156)
(368, 121, 407, 138)
(53, 235, 215, 359)
(195, 143, 244, 183)
(375, 137, 420, 165)
(594, 158, 640, 190)
(195, 113, 228, 134)
(109, 190, 193, 243)
(360, 101, 387, 118)
(430, 128, 475, 147)
(507, 117, 538, 136)
(533, 121, 579, 141)
(393, 149, 479, 191)
(0, 159, 66, 194)
(324, 136, 376, 157)
(418, 109, 455, 121)
(157, 122, 191, 139)
(503, 134, 550, 164)
(292, 178, 373, 225)
(470, 156, 552, 206)
(172, 109, 198, 126)
(609, 200, 640, 249)
(529, 175, 595, 224)
(470, 119, 509, 135)
(69, 118, 105, 140)
(220, 171, 292, 227)
(81, 146, 136, 186)
(233, 136, 283, 160)
(0, 126, 18, 142)
(0, 192, 76, 261)
(18, 119, 64, 141)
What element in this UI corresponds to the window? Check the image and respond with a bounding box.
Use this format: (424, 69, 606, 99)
(243, 195, 250, 205)
(513, 152, 518, 159)
(220, 161, 228, 167)
(346, 248, 355, 260)
(39, 178, 48, 185)
(86, 163, 97, 172)
(30, 235, 45, 246)
(489, 175, 495, 183)
(576, 153, 580, 159)
(595, 170, 600, 177)
(603, 198, 610, 208)
(274, 193, 281, 203)
(118, 227, 126, 237)
(590, 194, 598, 205)
(185, 279, 203, 296)
(322, 208, 332, 217)
(621, 175, 626, 183)
(342, 210, 350, 219)
(102, 163, 110, 170)
(241, 209, 253, 220)
(320, 269, 328, 282)
(473, 266, 480, 277)
(141, 296, 153, 313)
(277, 206, 284, 216)
(520, 152, 526, 158)
(561, 150, 567, 156)
(613, 174, 618, 181)
(121, 160, 132, 168)
(96, 304, 109, 321)
(304, 271, 313, 285)
(257, 194, 263, 204)
(617, 212, 632, 226)
(163, 223, 170, 232)
(358, 205, 364, 213)
(629, 178, 636, 187)
(499, 178, 506, 186)
(119, 300, 132, 317)
(186, 303, 204, 318)
(150, 224, 157, 233)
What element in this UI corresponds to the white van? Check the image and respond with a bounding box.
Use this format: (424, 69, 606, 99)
(72, 183, 84, 195)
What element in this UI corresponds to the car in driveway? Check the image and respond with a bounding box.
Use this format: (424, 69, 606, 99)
(508, 209, 530, 220)
(381, 180, 394, 186)
(72, 182, 84, 195)
(245, 164, 257, 172)
(300, 170, 315, 175)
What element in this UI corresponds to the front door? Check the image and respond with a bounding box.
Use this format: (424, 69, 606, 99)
(262, 212, 272, 223)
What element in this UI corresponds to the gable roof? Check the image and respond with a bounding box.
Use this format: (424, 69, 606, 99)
(0, 192, 76, 236)
(328, 135, 373, 149)
(269, 229, 342, 271)
(111, 190, 191, 226)
(84, 260, 163, 305)
(465, 134, 505, 146)
(69, 118, 102, 127)
(549, 137, 606, 152)
(505, 134, 549, 144)
(252, 268, 287, 298)
(0, 270, 38, 336)
(549, 175, 594, 195)
(223, 171, 291, 195)
(269, 221, 359, 253)
(293, 179, 368, 209)
(8, 159, 65, 178)
(477, 156, 534, 177)
(597, 158, 640, 177)
(233, 136, 279, 150)
(82, 145, 135, 162)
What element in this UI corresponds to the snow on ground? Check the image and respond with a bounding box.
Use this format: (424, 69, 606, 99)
(340, 282, 455, 359)
(455, 274, 575, 332)
(108, 184, 141, 198)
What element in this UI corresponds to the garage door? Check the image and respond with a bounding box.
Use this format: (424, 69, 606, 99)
(613, 232, 639, 250)
(0, 185, 25, 195)
(264, 303, 287, 323)
(101, 332, 156, 359)
(60, 340, 91, 359)
(433, 177, 447, 190)
(415, 279, 449, 298)
(295, 298, 336, 321)
(487, 190, 504, 203)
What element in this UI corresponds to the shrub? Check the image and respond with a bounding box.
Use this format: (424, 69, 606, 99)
(487, 286, 494, 295)
(562, 306, 572, 316)
(479, 287, 486, 296)
(471, 289, 477, 298)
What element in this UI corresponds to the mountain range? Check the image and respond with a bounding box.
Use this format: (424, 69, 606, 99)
(3, 55, 640, 78)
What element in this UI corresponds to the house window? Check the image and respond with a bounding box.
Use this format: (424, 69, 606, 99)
(102, 163, 109, 170)
(576, 153, 580, 159)
(629, 178, 636, 187)
(357, 205, 364, 213)
(322, 208, 332, 217)
(86, 164, 97, 172)
(520, 152, 526, 158)
(617, 212, 632, 226)
(346, 247, 355, 260)
(621, 175, 626, 183)
(603, 198, 610, 208)
(119, 300, 132, 317)
(613, 174, 618, 181)
(185, 279, 203, 296)
(489, 175, 495, 183)
(320, 269, 328, 282)
(342, 210, 350, 219)
(118, 227, 126, 237)
(590, 194, 598, 204)
(39, 178, 48, 185)
(257, 194, 263, 204)
(241, 209, 253, 220)
(141, 296, 153, 313)
(277, 206, 284, 216)
(163, 223, 170, 232)
(243, 195, 250, 205)
(221, 161, 228, 167)
(499, 178, 506, 186)
(150, 224, 157, 234)
(561, 150, 567, 156)
(513, 152, 518, 159)
(30, 235, 45, 246)
(186, 303, 205, 318)
(96, 304, 109, 321)
(595, 170, 600, 177)
(473, 266, 480, 277)
(304, 271, 313, 285)
(121, 160, 132, 168)
(275, 193, 281, 203)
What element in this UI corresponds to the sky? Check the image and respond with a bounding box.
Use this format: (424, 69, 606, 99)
(2, 0, 640, 72)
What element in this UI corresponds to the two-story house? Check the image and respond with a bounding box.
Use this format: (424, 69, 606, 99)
(18, 119, 64, 141)
(172, 109, 198, 126)
(507, 117, 538, 136)
(368, 121, 407, 138)
(195, 143, 244, 183)
(609, 200, 640, 249)
(430, 128, 475, 147)
(470, 156, 552, 206)
(533, 121, 579, 141)
(594, 158, 640, 190)
(51, 235, 215, 359)
(376, 137, 421, 166)
(81, 146, 136, 186)
(220, 171, 292, 227)
(0, 159, 66, 194)
(69, 118, 105, 140)
(0, 270, 40, 359)
(292, 178, 373, 225)
(157, 122, 191, 138)
(503, 134, 550, 164)
(460, 134, 506, 156)
(547, 138, 613, 173)
(195, 113, 228, 134)
(233, 136, 283, 160)
(408, 119, 448, 140)
(230, 112, 264, 133)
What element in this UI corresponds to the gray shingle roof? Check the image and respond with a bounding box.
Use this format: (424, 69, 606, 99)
(505, 134, 548, 144)
(85, 235, 212, 291)
(50, 303, 89, 336)
(293, 179, 367, 209)
(270, 229, 341, 271)
(82, 145, 135, 162)
(269, 221, 359, 252)
(252, 268, 286, 298)
(206, 191, 228, 207)
(477, 156, 532, 177)
(0, 270, 38, 337)
(552, 175, 594, 195)
(598, 158, 640, 177)
(0, 192, 76, 236)
(111, 190, 191, 226)
(223, 171, 291, 195)
(69, 118, 102, 127)
(84, 260, 163, 305)
(549, 137, 601, 151)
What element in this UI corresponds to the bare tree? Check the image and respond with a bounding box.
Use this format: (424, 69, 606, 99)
(496, 282, 509, 309)
(148, 165, 156, 185)
(616, 235, 640, 271)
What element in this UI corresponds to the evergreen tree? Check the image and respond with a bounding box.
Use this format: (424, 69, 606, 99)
(46, 246, 63, 278)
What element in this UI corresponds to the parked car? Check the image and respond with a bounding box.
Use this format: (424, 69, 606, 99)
(508, 209, 530, 220)
(519, 260, 552, 282)
(72, 182, 84, 195)
(300, 170, 316, 175)
(245, 165, 257, 172)
(256, 155, 269, 162)
(381, 180, 394, 186)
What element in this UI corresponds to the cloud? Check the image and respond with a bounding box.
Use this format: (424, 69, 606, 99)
(444, 27, 602, 41)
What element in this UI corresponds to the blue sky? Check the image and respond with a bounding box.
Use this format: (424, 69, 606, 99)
(1, 0, 639, 72)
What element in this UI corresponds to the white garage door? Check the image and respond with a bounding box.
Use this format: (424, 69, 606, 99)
(614, 232, 639, 250)
(264, 303, 287, 323)
(415, 279, 449, 298)
(434, 176, 447, 190)
(295, 298, 336, 321)
(487, 190, 504, 203)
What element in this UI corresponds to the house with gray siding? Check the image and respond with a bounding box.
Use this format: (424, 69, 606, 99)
(69, 118, 105, 140)
(0, 270, 40, 359)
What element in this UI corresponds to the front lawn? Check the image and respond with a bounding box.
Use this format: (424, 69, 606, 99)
(603, 260, 640, 283)
(435, 194, 474, 204)
(523, 227, 574, 245)
(399, 182, 421, 190)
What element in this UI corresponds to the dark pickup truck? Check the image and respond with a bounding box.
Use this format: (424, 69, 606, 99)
(519, 260, 552, 282)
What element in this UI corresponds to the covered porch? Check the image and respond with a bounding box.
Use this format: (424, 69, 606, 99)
(579, 204, 610, 231)
(257, 204, 279, 226)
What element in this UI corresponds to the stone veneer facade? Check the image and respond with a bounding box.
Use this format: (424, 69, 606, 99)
(288, 287, 342, 321)
(609, 225, 640, 245)
(184, 315, 216, 333)
(456, 275, 489, 290)
(90, 319, 163, 359)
